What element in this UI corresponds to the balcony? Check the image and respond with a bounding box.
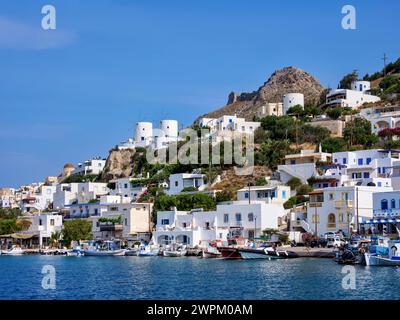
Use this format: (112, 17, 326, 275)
(99, 224, 123, 232)
(334, 200, 353, 209)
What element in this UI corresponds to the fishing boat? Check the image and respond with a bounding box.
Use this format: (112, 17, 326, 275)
(219, 247, 242, 259)
(81, 240, 126, 256)
(137, 244, 159, 257)
(124, 247, 139, 256)
(163, 243, 187, 257)
(365, 240, 400, 266)
(1, 246, 26, 256)
(202, 246, 222, 259)
(239, 247, 298, 260)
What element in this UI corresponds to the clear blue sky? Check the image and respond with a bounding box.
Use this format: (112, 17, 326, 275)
(0, 0, 399, 187)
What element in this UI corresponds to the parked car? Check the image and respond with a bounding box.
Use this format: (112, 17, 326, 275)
(309, 238, 328, 248)
(327, 236, 346, 248)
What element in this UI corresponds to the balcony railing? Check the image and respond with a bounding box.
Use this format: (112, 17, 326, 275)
(334, 200, 353, 208)
(99, 224, 123, 232)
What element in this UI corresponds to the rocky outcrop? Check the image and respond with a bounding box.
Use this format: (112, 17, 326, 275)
(101, 148, 136, 181)
(196, 66, 326, 122)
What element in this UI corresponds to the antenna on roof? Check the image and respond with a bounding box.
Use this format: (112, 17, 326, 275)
(382, 53, 388, 77)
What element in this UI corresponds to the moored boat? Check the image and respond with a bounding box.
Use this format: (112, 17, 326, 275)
(137, 244, 159, 256)
(219, 247, 242, 259)
(163, 243, 187, 257)
(1, 246, 25, 256)
(202, 246, 222, 259)
(365, 240, 400, 266)
(81, 240, 126, 256)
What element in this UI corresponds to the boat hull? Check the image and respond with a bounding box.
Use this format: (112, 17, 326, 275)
(219, 247, 242, 259)
(202, 251, 222, 259)
(83, 249, 126, 256)
(239, 248, 277, 260)
(163, 250, 187, 257)
(365, 253, 400, 266)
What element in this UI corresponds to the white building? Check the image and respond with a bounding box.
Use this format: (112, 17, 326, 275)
(291, 186, 391, 237)
(326, 82, 380, 109)
(165, 173, 206, 195)
(277, 147, 332, 184)
(283, 93, 304, 114)
(66, 195, 152, 241)
(368, 191, 400, 234)
(152, 200, 286, 247)
(20, 185, 56, 213)
(256, 103, 284, 118)
(119, 120, 180, 150)
(236, 185, 290, 205)
(25, 213, 63, 247)
(360, 105, 400, 134)
(320, 149, 400, 189)
(72, 157, 106, 176)
(109, 178, 147, 201)
(198, 115, 261, 138)
(53, 182, 108, 210)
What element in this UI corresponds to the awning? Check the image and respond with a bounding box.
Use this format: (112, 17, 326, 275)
(0, 233, 38, 239)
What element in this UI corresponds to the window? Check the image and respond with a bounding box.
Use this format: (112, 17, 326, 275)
(358, 159, 363, 165)
(110, 207, 118, 211)
(248, 213, 254, 222)
(282, 191, 287, 199)
(124, 184, 128, 188)
(175, 181, 178, 187)
(378, 182, 382, 187)
(182, 222, 187, 228)
(328, 213, 336, 224)
(271, 190, 276, 198)
(39, 219, 42, 226)
(161, 219, 169, 225)
(343, 158, 347, 164)
(329, 193, 334, 200)
(366, 158, 372, 164)
(257, 192, 261, 198)
(381, 199, 388, 210)
(364, 172, 370, 178)
(244, 192, 249, 199)
(50, 219, 54, 226)
(141, 137, 144, 141)
(290, 160, 296, 165)
(378, 167, 381, 174)
(125, 218, 128, 226)
(94, 208, 98, 215)
(391, 199, 396, 209)
(235, 213, 242, 222)
(223, 214, 229, 223)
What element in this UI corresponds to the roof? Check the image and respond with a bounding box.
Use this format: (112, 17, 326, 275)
(237, 185, 283, 192)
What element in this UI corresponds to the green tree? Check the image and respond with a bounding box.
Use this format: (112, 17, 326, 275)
(344, 118, 379, 147)
(62, 219, 92, 244)
(339, 70, 358, 89)
(286, 177, 302, 191)
(321, 137, 347, 153)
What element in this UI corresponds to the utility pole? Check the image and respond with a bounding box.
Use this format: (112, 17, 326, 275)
(356, 187, 360, 235)
(248, 183, 251, 205)
(314, 205, 318, 239)
(382, 53, 388, 77)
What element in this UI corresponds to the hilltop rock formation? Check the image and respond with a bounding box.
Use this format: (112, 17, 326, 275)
(196, 66, 326, 122)
(101, 148, 136, 181)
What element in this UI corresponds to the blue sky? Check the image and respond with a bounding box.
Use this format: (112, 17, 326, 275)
(0, 0, 399, 187)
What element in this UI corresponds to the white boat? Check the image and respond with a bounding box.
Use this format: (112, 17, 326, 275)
(125, 248, 139, 256)
(365, 240, 400, 266)
(137, 245, 159, 257)
(163, 244, 187, 257)
(81, 240, 126, 257)
(202, 246, 222, 259)
(1, 246, 26, 256)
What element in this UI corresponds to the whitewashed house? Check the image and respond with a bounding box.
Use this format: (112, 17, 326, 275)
(360, 105, 400, 134)
(321, 149, 400, 189)
(20, 185, 56, 213)
(294, 186, 391, 237)
(152, 187, 287, 246)
(326, 81, 380, 109)
(25, 213, 63, 247)
(256, 103, 284, 118)
(72, 157, 106, 176)
(236, 185, 290, 205)
(277, 147, 332, 184)
(198, 115, 261, 139)
(109, 177, 147, 201)
(165, 173, 206, 195)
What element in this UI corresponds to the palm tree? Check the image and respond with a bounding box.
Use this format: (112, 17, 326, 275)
(50, 231, 61, 248)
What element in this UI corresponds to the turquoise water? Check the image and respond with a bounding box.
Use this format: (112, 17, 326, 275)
(1, 256, 400, 300)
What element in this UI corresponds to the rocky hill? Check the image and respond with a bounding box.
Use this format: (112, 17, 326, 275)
(195, 66, 326, 122)
(101, 148, 136, 181)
